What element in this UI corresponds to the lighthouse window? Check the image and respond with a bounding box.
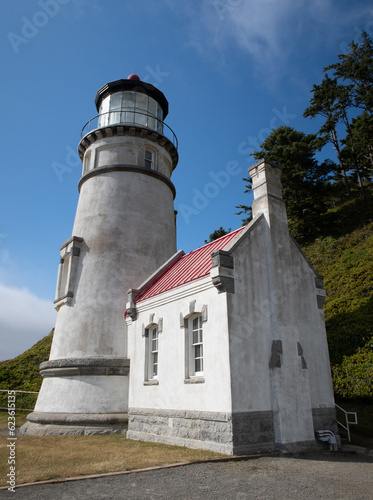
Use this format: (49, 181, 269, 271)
(122, 92, 136, 124)
(54, 236, 83, 309)
(157, 105, 163, 134)
(97, 92, 164, 134)
(135, 93, 147, 126)
(98, 96, 110, 127)
(109, 93, 122, 125)
(145, 150, 153, 169)
(148, 98, 157, 130)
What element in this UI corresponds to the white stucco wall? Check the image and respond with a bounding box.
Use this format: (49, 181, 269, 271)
(34, 374, 128, 413)
(225, 216, 274, 413)
(288, 239, 335, 408)
(49, 168, 176, 361)
(127, 277, 233, 413)
(35, 133, 178, 421)
(82, 135, 174, 178)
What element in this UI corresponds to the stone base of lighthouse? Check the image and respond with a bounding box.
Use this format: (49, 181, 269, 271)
(21, 413, 128, 436)
(21, 357, 129, 436)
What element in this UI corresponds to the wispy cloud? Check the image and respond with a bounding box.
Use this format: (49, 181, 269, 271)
(0, 283, 56, 362)
(165, 0, 372, 78)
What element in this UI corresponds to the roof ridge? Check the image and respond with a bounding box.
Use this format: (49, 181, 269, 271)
(185, 226, 245, 255)
(134, 226, 246, 303)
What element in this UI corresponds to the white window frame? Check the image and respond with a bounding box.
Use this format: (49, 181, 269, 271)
(185, 314, 204, 380)
(149, 326, 159, 379)
(144, 325, 159, 384)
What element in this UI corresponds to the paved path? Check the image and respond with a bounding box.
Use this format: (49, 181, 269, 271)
(2, 452, 373, 500)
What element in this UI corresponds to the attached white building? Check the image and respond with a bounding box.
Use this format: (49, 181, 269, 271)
(125, 160, 337, 454)
(23, 75, 338, 454)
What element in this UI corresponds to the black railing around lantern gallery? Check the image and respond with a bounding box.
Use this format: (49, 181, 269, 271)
(81, 109, 178, 149)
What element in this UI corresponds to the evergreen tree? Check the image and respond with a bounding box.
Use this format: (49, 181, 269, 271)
(342, 112, 373, 182)
(304, 32, 373, 199)
(205, 226, 231, 243)
(237, 126, 332, 242)
(303, 74, 352, 196)
(326, 31, 373, 114)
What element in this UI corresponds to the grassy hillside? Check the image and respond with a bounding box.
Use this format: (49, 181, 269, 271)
(0, 331, 53, 409)
(303, 189, 373, 401)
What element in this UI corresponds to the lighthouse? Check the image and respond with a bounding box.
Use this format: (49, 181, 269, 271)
(23, 74, 179, 435)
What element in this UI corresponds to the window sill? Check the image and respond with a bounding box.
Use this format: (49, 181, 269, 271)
(144, 380, 159, 386)
(184, 377, 205, 384)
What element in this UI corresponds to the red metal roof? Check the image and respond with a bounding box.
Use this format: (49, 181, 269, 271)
(136, 227, 245, 302)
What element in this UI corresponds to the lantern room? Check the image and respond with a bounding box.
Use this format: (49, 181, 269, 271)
(94, 74, 169, 134)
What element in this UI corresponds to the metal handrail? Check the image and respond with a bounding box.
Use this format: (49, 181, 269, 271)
(81, 109, 178, 149)
(335, 403, 358, 442)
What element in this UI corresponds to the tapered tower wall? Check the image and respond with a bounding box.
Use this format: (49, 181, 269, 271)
(50, 138, 177, 360)
(22, 76, 179, 435)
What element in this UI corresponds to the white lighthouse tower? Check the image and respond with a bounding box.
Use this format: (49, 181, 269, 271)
(23, 74, 179, 435)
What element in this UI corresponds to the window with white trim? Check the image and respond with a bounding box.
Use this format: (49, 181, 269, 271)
(188, 315, 203, 377)
(149, 327, 159, 379)
(144, 325, 159, 383)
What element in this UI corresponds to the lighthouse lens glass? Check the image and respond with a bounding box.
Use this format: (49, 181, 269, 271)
(148, 97, 157, 130)
(109, 93, 122, 125)
(122, 92, 135, 124)
(97, 91, 164, 134)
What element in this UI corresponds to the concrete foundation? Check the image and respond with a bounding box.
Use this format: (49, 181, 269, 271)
(127, 408, 322, 455)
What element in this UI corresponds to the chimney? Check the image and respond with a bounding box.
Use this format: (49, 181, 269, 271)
(248, 159, 288, 226)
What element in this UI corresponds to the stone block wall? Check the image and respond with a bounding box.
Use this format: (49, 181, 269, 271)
(127, 408, 279, 455)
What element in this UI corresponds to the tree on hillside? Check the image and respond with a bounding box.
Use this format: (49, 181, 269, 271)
(235, 179, 253, 225)
(304, 32, 373, 198)
(236, 126, 332, 242)
(205, 226, 231, 243)
(326, 31, 373, 114)
(343, 112, 373, 182)
(303, 74, 352, 196)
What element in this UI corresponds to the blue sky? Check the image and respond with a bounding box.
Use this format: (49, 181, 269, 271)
(0, 0, 372, 359)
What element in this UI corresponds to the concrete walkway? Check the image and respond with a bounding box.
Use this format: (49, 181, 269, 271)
(3, 451, 373, 500)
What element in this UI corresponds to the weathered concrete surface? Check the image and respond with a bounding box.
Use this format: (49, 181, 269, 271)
(5, 452, 373, 500)
(27, 121, 178, 433)
(126, 160, 337, 453)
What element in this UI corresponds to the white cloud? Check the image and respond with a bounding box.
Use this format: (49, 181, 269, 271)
(165, 0, 372, 78)
(0, 283, 56, 362)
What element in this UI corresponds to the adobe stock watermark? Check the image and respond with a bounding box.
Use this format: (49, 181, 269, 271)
(211, 0, 244, 21)
(142, 65, 170, 86)
(51, 145, 81, 183)
(177, 106, 296, 225)
(7, 0, 72, 54)
(237, 107, 296, 159)
(178, 160, 242, 224)
(7, 390, 17, 492)
(339, 10, 373, 54)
